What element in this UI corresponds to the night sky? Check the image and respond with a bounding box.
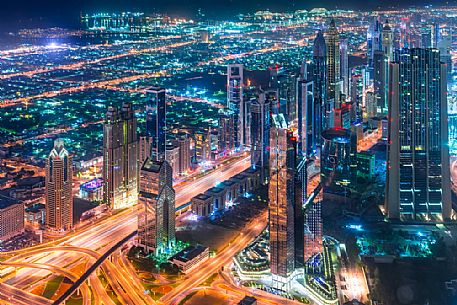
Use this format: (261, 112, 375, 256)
(1, 0, 456, 29)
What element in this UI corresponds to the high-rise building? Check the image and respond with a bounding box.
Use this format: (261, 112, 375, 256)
(381, 20, 393, 62)
(0, 196, 24, 241)
(195, 129, 211, 163)
(304, 198, 323, 262)
(340, 39, 349, 96)
(297, 77, 317, 157)
(138, 158, 176, 255)
(269, 114, 303, 287)
(373, 50, 388, 116)
(139, 135, 152, 165)
(166, 144, 180, 179)
(173, 133, 191, 175)
(325, 19, 341, 104)
(146, 87, 166, 161)
(228, 64, 249, 148)
(45, 139, 73, 232)
(103, 103, 138, 210)
(312, 31, 327, 132)
(250, 91, 271, 183)
(218, 108, 235, 154)
(386, 48, 451, 221)
(367, 17, 383, 80)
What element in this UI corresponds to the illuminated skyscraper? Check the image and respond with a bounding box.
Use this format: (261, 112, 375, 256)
(325, 19, 341, 105)
(340, 39, 349, 96)
(386, 48, 451, 221)
(250, 91, 271, 183)
(296, 76, 317, 157)
(173, 133, 191, 175)
(367, 17, 383, 80)
(45, 139, 73, 232)
(138, 158, 176, 255)
(146, 87, 166, 161)
(381, 20, 393, 62)
(373, 50, 389, 116)
(227, 64, 249, 148)
(218, 108, 236, 154)
(269, 114, 303, 288)
(103, 103, 138, 210)
(312, 31, 327, 131)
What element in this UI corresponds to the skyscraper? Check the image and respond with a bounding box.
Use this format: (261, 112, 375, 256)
(297, 76, 317, 158)
(228, 64, 249, 148)
(103, 103, 138, 210)
(173, 133, 191, 176)
(381, 20, 393, 62)
(373, 50, 388, 116)
(218, 108, 235, 154)
(250, 91, 271, 183)
(312, 31, 327, 132)
(146, 87, 166, 161)
(367, 17, 383, 80)
(45, 139, 73, 232)
(325, 19, 341, 105)
(138, 158, 176, 255)
(269, 114, 303, 288)
(340, 39, 349, 97)
(386, 48, 451, 221)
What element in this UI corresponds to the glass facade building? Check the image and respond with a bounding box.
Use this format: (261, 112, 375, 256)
(103, 103, 138, 210)
(146, 87, 166, 162)
(269, 114, 304, 286)
(386, 48, 451, 221)
(138, 158, 176, 255)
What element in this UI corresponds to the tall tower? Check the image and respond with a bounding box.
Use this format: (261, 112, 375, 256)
(250, 91, 271, 183)
(269, 114, 303, 288)
(386, 48, 451, 221)
(227, 64, 249, 148)
(373, 50, 389, 116)
(45, 139, 73, 232)
(103, 103, 138, 210)
(138, 158, 176, 255)
(381, 19, 394, 62)
(325, 19, 341, 105)
(367, 17, 383, 80)
(218, 108, 235, 154)
(312, 31, 327, 133)
(297, 76, 316, 158)
(340, 39, 349, 97)
(173, 133, 191, 175)
(146, 87, 166, 162)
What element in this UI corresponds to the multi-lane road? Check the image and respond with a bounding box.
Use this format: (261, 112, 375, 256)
(0, 155, 251, 304)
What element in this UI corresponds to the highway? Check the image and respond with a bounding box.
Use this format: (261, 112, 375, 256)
(160, 210, 268, 305)
(2, 156, 251, 304)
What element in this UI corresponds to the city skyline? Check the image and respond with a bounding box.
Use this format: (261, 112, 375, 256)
(1, 3, 457, 305)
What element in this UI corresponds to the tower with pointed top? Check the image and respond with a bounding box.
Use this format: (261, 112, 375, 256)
(312, 30, 328, 132)
(324, 19, 341, 106)
(45, 139, 73, 232)
(103, 103, 139, 210)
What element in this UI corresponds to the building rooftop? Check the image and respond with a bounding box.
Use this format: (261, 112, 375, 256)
(80, 178, 103, 190)
(25, 203, 45, 213)
(194, 193, 212, 201)
(141, 157, 164, 173)
(0, 195, 20, 210)
(238, 296, 257, 305)
(206, 187, 225, 194)
(171, 245, 208, 263)
(222, 180, 236, 187)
